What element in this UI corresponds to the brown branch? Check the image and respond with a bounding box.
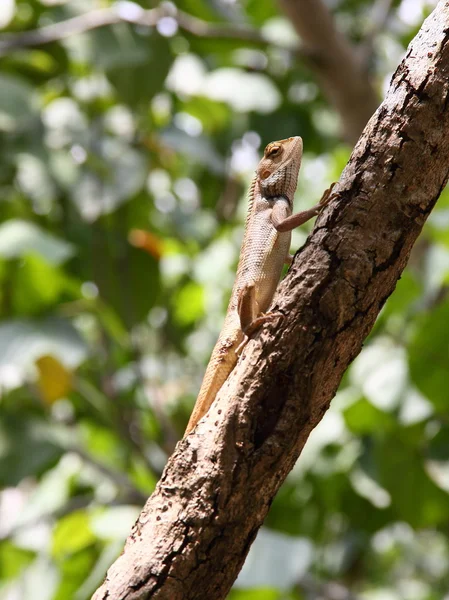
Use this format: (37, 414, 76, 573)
(278, 0, 380, 143)
(0, 7, 121, 52)
(0, 4, 296, 57)
(92, 2, 449, 598)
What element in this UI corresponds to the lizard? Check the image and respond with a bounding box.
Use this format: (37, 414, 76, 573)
(185, 136, 331, 435)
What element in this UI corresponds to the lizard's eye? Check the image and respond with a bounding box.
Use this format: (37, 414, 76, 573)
(266, 145, 282, 158)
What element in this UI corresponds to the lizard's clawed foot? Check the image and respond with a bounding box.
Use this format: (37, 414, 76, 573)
(236, 312, 284, 355)
(318, 182, 337, 209)
(243, 311, 284, 337)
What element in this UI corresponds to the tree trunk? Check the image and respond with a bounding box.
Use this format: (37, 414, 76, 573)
(92, 2, 449, 599)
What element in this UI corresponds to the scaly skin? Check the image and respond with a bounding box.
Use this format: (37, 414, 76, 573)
(185, 136, 329, 435)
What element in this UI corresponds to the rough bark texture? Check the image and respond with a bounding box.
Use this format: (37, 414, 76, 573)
(93, 3, 449, 599)
(279, 0, 379, 143)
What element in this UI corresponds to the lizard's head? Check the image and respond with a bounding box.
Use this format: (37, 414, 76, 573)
(257, 136, 303, 204)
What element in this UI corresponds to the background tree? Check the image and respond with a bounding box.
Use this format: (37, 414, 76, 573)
(0, 1, 448, 600)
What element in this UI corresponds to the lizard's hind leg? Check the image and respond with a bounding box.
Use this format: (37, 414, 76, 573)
(236, 284, 283, 354)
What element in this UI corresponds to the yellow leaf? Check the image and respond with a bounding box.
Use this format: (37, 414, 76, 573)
(35, 354, 72, 405)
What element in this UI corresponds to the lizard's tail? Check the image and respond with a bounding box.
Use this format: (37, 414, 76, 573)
(184, 333, 242, 435)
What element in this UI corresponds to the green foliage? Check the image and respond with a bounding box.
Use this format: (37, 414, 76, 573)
(52, 512, 96, 557)
(0, 1, 448, 599)
(409, 302, 449, 412)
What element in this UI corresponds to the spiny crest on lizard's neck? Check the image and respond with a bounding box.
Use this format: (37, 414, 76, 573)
(257, 136, 302, 204)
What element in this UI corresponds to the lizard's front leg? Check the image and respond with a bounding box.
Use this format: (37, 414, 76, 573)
(272, 183, 335, 233)
(236, 284, 283, 354)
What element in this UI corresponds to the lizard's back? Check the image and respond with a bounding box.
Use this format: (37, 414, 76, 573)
(184, 135, 303, 435)
(185, 192, 291, 434)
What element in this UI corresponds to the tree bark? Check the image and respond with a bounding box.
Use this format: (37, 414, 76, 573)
(279, 0, 379, 143)
(92, 3, 449, 599)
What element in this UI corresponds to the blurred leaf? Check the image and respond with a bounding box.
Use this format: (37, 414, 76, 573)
(35, 354, 72, 405)
(3, 556, 59, 600)
(250, 106, 315, 154)
(173, 0, 217, 20)
(53, 548, 98, 600)
(340, 484, 393, 533)
(79, 421, 125, 465)
(0, 541, 35, 580)
(183, 96, 231, 133)
(88, 225, 161, 328)
(409, 301, 449, 412)
(52, 511, 96, 558)
(375, 434, 449, 528)
(161, 127, 225, 174)
(0, 318, 87, 391)
(229, 589, 283, 600)
(427, 422, 449, 461)
(8, 49, 60, 76)
(12, 456, 77, 528)
(245, 0, 279, 24)
(90, 506, 140, 541)
(167, 55, 281, 113)
(86, 25, 148, 71)
(0, 0, 15, 29)
(376, 270, 421, 324)
(343, 398, 395, 435)
(16, 153, 57, 211)
(236, 528, 312, 591)
(128, 456, 157, 494)
(205, 69, 281, 113)
(0, 73, 35, 132)
(329, 145, 352, 179)
(266, 483, 317, 537)
(71, 540, 123, 600)
(42, 97, 88, 149)
(172, 281, 204, 326)
(84, 25, 174, 107)
(350, 339, 407, 411)
(11, 253, 66, 315)
(0, 220, 74, 264)
(72, 138, 146, 220)
(0, 415, 62, 486)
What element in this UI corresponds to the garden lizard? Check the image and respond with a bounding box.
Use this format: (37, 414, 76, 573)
(185, 136, 330, 435)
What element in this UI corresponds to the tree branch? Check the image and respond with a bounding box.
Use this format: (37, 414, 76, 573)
(278, 0, 380, 143)
(0, 3, 297, 57)
(92, 2, 449, 598)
